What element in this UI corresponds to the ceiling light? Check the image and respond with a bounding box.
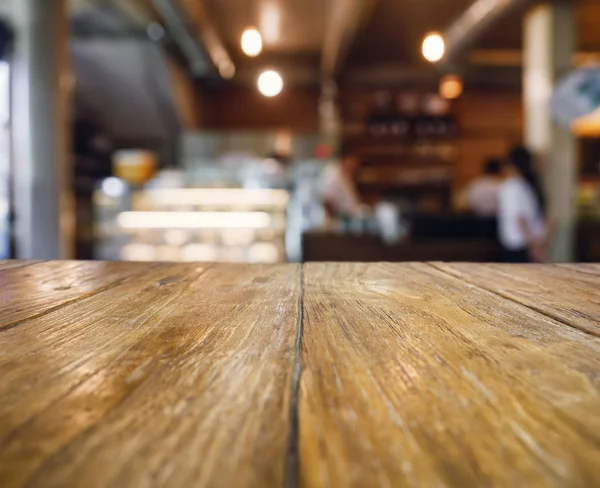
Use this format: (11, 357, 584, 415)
(241, 28, 262, 57)
(439, 74, 463, 99)
(258, 70, 283, 97)
(422, 32, 445, 63)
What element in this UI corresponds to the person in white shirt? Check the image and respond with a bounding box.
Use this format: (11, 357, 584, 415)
(319, 155, 363, 219)
(464, 159, 502, 217)
(498, 146, 548, 262)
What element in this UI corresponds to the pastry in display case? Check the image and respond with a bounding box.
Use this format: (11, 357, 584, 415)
(95, 185, 289, 263)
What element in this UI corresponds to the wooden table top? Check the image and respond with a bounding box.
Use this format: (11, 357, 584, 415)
(1, 260, 600, 487)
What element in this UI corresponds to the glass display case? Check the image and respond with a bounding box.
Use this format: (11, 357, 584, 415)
(94, 130, 330, 263)
(95, 184, 289, 263)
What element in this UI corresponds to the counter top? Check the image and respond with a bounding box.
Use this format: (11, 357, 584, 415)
(1, 260, 600, 486)
(302, 231, 502, 262)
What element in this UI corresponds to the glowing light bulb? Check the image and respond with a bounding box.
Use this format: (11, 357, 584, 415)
(422, 32, 445, 62)
(439, 74, 463, 99)
(258, 70, 283, 97)
(241, 28, 262, 57)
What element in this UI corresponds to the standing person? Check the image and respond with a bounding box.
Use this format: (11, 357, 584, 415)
(464, 158, 502, 217)
(262, 152, 290, 189)
(498, 146, 549, 262)
(319, 154, 364, 220)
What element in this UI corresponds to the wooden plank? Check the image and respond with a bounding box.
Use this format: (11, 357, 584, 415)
(0, 263, 299, 488)
(433, 263, 600, 337)
(0, 260, 150, 329)
(300, 263, 600, 487)
(0, 263, 203, 440)
(556, 263, 600, 276)
(0, 260, 43, 272)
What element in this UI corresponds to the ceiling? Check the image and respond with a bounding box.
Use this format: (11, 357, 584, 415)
(348, 0, 474, 66)
(192, 0, 600, 88)
(3, 0, 600, 92)
(476, 0, 600, 52)
(198, 0, 328, 86)
(348, 0, 600, 66)
(204, 0, 328, 57)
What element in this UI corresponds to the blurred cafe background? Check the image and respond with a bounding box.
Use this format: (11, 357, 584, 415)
(1, 0, 600, 264)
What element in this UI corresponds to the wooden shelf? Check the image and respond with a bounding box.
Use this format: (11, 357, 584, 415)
(360, 158, 456, 168)
(357, 181, 451, 192)
(346, 135, 459, 146)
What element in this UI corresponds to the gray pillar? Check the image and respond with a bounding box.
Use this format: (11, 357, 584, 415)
(12, 0, 73, 259)
(523, 0, 576, 262)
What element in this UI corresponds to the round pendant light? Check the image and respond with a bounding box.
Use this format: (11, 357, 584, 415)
(241, 28, 262, 57)
(422, 32, 445, 62)
(258, 70, 283, 97)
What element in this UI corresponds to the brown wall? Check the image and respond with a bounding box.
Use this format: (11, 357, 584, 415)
(177, 83, 522, 192)
(453, 91, 523, 190)
(200, 88, 320, 132)
(339, 88, 523, 201)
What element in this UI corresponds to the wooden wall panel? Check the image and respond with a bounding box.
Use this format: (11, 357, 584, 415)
(454, 90, 522, 190)
(194, 86, 522, 193)
(339, 89, 523, 191)
(454, 91, 523, 137)
(201, 88, 320, 132)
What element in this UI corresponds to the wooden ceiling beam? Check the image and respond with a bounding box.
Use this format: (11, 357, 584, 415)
(442, 0, 533, 66)
(154, 0, 234, 78)
(321, 0, 378, 81)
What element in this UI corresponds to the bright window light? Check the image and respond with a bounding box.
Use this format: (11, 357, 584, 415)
(0, 61, 9, 124)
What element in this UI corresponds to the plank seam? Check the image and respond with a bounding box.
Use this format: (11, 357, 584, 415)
(285, 264, 304, 488)
(0, 264, 163, 333)
(427, 262, 600, 339)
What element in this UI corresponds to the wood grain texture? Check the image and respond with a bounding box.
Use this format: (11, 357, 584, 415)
(0, 260, 43, 272)
(0, 263, 300, 488)
(300, 263, 600, 487)
(556, 263, 600, 276)
(2, 261, 600, 487)
(0, 260, 151, 329)
(433, 262, 600, 337)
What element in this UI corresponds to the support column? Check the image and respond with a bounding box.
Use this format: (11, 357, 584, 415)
(11, 0, 73, 259)
(523, 0, 576, 262)
(319, 79, 341, 153)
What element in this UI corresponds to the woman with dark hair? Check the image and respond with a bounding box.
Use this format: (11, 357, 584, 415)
(498, 146, 549, 262)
